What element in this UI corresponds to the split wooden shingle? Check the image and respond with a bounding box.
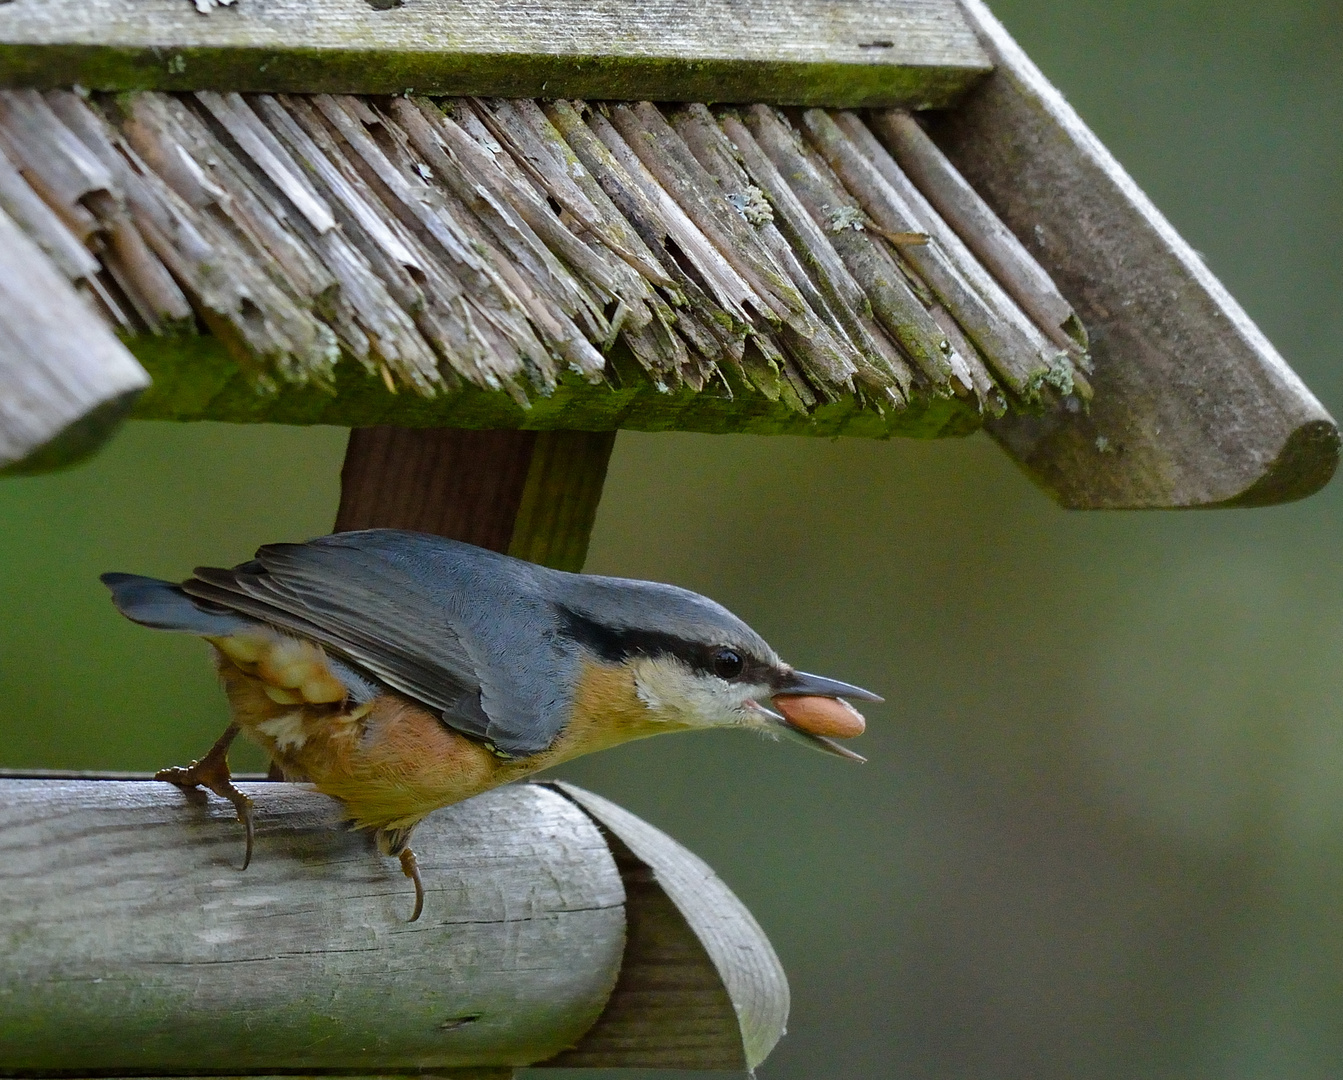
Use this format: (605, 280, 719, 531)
(0, 85, 1092, 444)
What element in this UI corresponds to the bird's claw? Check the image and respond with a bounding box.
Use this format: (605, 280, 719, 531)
(155, 723, 255, 870)
(399, 847, 424, 922)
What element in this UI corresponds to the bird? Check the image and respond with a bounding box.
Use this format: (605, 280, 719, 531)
(102, 529, 880, 920)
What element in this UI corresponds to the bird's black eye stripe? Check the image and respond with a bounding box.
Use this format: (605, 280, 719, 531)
(556, 605, 766, 682)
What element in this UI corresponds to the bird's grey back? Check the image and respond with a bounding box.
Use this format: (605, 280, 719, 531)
(115, 530, 777, 758)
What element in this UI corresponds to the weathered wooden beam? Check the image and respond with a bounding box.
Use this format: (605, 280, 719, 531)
(0, 780, 622, 1074)
(0, 777, 788, 1075)
(0, 201, 148, 475)
(333, 427, 616, 573)
(924, 0, 1339, 508)
(0, 0, 991, 108)
(335, 427, 539, 548)
(507, 429, 618, 571)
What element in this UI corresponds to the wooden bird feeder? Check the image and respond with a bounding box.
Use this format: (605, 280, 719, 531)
(0, 0, 1336, 1075)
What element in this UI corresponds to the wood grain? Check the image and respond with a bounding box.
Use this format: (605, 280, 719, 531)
(931, 0, 1339, 507)
(0, 780, 625, 1073)
(334, 426, 539, 548)
(507, 429, 617, 573)
(333, 427, 615, 573)
(9, 87, 1017, 440)
(0, 776, 790, 1074)
(543, 830, 745, 1070)
(0, 0, 991, 108)
(867, 108, 1084, 351)
(0, 200, 148, 475)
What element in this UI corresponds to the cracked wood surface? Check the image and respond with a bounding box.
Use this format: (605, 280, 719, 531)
(0, 199, 147, 474)
(550, 782, 789, 1072)
(0, 0, 991, 107)
(0, 87, 1095, 442)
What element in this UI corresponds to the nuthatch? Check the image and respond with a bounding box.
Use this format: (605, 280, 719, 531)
(103, 529, 880, 920)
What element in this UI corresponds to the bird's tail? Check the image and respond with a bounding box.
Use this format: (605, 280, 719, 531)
(101, 572, 253, 636)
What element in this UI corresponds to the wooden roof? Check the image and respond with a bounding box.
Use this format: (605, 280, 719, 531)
(0, 0, 1334, 508)
(0, 86, 1089, 442)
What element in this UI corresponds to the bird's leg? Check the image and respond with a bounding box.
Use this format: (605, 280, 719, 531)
(155, 722, 255, 870)
(400, 849, 424, 923)
(376, 825, 424, 922)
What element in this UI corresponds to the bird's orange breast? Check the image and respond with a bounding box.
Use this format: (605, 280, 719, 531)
(210, 635, 501, 832)
(514, 657, 692, 766)
(210, 637, 687, 833)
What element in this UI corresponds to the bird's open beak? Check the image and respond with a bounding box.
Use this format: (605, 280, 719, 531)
(746, 670, 881, 764)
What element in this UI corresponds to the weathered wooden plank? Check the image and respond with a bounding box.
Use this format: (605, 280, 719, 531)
(552, 782, 789, 1072)
(0, 0, 991, 108)
(542, 826, 745, 1070)
(0, 200, 148, 475)
(868, 108, 1085, 352)
(0, 780, 626, 1074)
(0, 776, 789, 1075)
(928, 0, 1339, 507)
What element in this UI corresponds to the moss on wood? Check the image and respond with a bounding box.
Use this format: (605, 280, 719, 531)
(0, 46, 988, 110)
(127, 333, 981, 438)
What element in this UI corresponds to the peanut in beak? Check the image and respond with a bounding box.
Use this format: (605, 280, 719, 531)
(771, 695, 866, 739)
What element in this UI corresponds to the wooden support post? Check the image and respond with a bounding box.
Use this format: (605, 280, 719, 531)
(334, 427, 616, 571)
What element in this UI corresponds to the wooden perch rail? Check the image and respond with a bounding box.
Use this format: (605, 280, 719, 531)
(0, 777, 787, 1075)
(0, 0, 991, 108)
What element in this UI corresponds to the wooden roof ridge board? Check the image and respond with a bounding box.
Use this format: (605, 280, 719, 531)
(0, 0, 992, 107)
(0, 86, 1092, 450)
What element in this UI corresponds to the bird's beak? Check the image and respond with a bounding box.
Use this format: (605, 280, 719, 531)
(775, 670, 884, 702)
(743, 699, 788, 725)
(744, 673, 878, 764)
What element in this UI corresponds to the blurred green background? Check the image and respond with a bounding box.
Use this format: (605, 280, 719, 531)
(3, 0, 1342, 1076)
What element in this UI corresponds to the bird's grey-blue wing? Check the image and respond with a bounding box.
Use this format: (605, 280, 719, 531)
(178, 530, 576, 757)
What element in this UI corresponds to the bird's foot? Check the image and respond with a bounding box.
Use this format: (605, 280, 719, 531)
(377, 825, 425, 922)
(399, 848, 425, 923)
(155, 722, 255, 870)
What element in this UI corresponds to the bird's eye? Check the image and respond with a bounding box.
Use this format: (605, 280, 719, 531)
(712, 648, 744, 680)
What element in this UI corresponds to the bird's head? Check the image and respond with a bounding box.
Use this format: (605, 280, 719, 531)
(555, 576, 881, 761)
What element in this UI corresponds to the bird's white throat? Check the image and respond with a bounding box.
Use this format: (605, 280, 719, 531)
(630, 654, 771, 729)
